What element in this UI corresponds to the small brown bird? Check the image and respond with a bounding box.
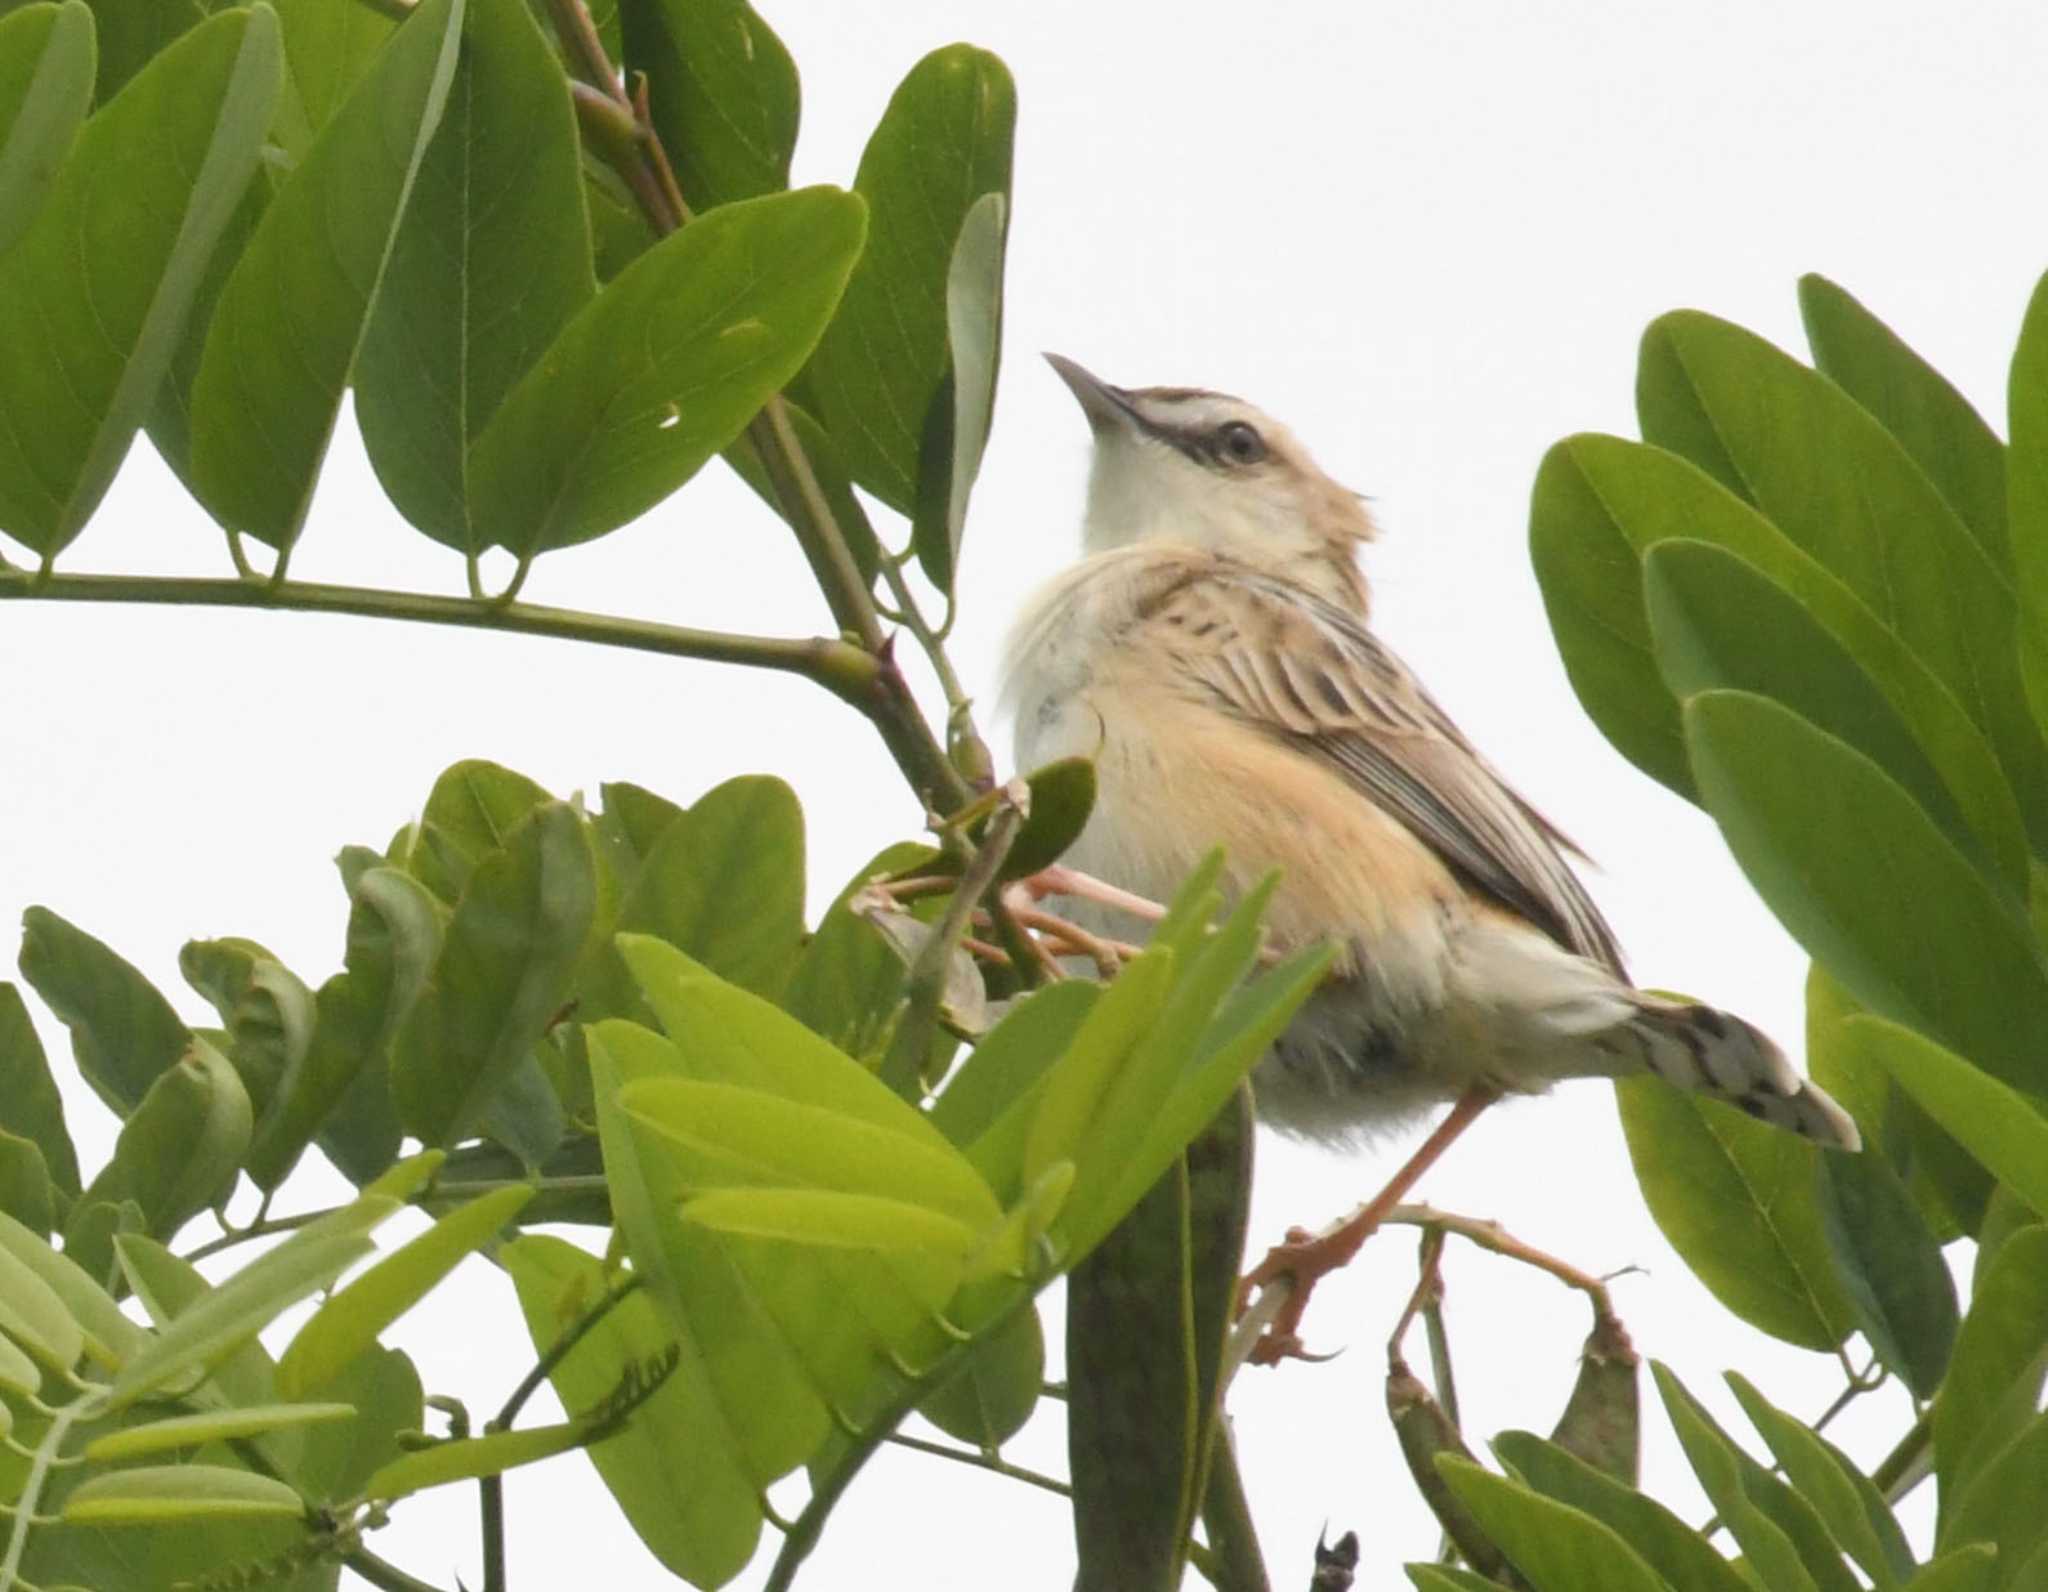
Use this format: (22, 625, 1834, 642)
(1003, 356, 1858, 1352)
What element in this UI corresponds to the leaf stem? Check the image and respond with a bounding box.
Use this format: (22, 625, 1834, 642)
(881, 1430, 1069, 1499)
(342, 1545, 453, 1592)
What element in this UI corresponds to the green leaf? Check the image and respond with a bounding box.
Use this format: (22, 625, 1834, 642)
(1931, 1224, 2048, 1515)
(2012, 270, 2048, 746)
(1652, 1363, 1837, 1592)
(270, 0, 394, 151)
(355, 0, 595, 553)
(0, 1130, 54, 1236)
(83, 1402, 355, 1462)
(679, 1186, 980, 1259)
(0, 1, 94, 255)
(804, 45, 1014, 512)
(502, 1234, 760, 1588)
(1493, 1429, 1750, 1592)
(1533, 436, 2028, 882)
(18, 906, 189, 1115)
(278, 1184, 533, 1396)
(0, 1323, 37, 1395)
(293, 1342, 423, 1504)
(0, 1231, 82, 1373)
(1405, 1569, 1510, 1592)
(1815, 1136, 1958, 1398)
(365, 1419, 590, 1500)
(1644, 537, 2018, 888)
(1846, 1013, 2048, 1221)
(189, 0, 465, 552)
(613, 775, 805, 1000)
(466, 184, 865, 556)
(1615, 1075, 1850, 1350)
(779, 841, 933, 1060)
(106, 1190, 401, 1410)
(911, 189, 1007, 594)
(1941, 1409, 2048, 1572)
(1726, 1372, 1914, 1590)
(76, 1035, 251, 1241)
(1021, 951, 1176, 1194)
(1683, 690, 2048, 1095)
(1799, 274, 2008, 576)
(1435, 1458, 1674, 1592)
(932, 979, 1101, 1159)
(1903, 1547, 1998, 1592)
(587, 1023, 821, 1511)
(391, 801, 594, 1150)
(62, 1464, 306, 1524)
(1640, 310, 2048, 855)
(915, 1301, 1042, 1449)
(81, 0, 202, 101)
(619, 0, 796, 210)
(0, 980, 79, 1196)
(0, 1206, 145, 1368)
(0, 4, 277, 558)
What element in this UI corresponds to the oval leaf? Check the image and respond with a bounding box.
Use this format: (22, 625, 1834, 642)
(0, 1, 95, 254)
(63, 1464, 305, 1524)
(82, 1401, 355, 1462)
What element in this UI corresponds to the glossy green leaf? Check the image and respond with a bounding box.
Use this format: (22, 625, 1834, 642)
(1815, 1132, 1958, 1398)
(1684, 691, 2048, 1094)
(106, 1191, 401, 1409)
(1641, 310, 2048, 853)
(356, 0, 594, 553)
(1652, 1363, 1834, 1592)
(0, 980, 78, 1196)
(1942, 1409, 2048, 1572)
(1533, 436, 2028, 880)
(1846, 1013, 2048, 1221)
(18, 905, 189, 1116)
(278, 1184, 533, 1397)
(588, 1023, 824, 1502)
(466, 183, 864, 556)
(619, 0, 795, 210)
(0, 5, 278, 558)
(1493, 1430, 1750, 1592)
(0, 1233, 82, 1372)
(2013, 272, 2048, 742)
(0, 1206, 144, 1368)
(391, 801, 594, 1150)
(62, 1464, 306, 1524)
(1932, 1224, 2048, 1513)
(932, 979, 1101, 1160)
(1616, 1074, 1850, 1349)
(0, 1, 93, 255)
(912, 189, 1006, 593)
(189, 0, 464, 552)
(76, 1035, 251, 1240)
(614, 775, 805, 1000)
(503, 1234, 759, 1587)
(1435, 1458, 1673, 1592)
(622, 1077, 998, 1229)
(1727, 1372, 1913, 1589)
(804, 45, 1014, 512)
(680, 1186, 979, 1259)
(1644, 537, 2014, 887)
(83, 1402, 355, 1462)
(1021, 951, 1176, 1193)
(1799, 274, 2008, 575)
(365, 1419, 589, 1500)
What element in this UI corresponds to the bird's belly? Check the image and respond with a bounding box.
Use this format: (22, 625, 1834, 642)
(1020, 681, 1478, 1141)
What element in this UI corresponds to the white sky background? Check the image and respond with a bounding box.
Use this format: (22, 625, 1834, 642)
(5, 1, 2048, 1586)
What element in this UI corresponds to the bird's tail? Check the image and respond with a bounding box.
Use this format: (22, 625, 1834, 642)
(1622, 996, 1861, 1149)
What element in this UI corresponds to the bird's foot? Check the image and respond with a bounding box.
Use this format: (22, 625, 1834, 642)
(1237, 1213, 1379, 1366)
(1007, 862, 1168, 922)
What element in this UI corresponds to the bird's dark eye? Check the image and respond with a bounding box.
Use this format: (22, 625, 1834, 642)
(1213, 420, 1267, 467)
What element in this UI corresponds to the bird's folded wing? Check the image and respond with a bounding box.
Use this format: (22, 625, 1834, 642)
(1146, 564, 1625, 974)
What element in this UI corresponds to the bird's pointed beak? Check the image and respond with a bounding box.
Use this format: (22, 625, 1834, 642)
(1044, 353, 1141, 436)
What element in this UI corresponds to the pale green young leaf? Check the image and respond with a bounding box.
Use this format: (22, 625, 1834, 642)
(365, 1419, 588, 1500)
(62, 1464, 306, 1524)
(0, 1206, 144, 1368)
(1435, 1458, 1674, 1592)
(82, 1402, 355, 1462)
(0, 1236, 79, 1373)
(277, 1184, 533, 1397)
(1932, 1225, 2048, 1516)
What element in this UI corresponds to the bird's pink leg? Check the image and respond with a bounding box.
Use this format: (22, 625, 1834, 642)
(1007, 863, 1168, 923)
(1239, 1085, 1500, 1365)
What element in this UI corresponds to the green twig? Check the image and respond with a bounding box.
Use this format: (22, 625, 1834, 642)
(342, 1545, 453, 1592)
(882, 1431, 1069, 1500)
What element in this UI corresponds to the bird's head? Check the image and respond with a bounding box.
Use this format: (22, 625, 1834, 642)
(1046, 354, 1376, 596)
